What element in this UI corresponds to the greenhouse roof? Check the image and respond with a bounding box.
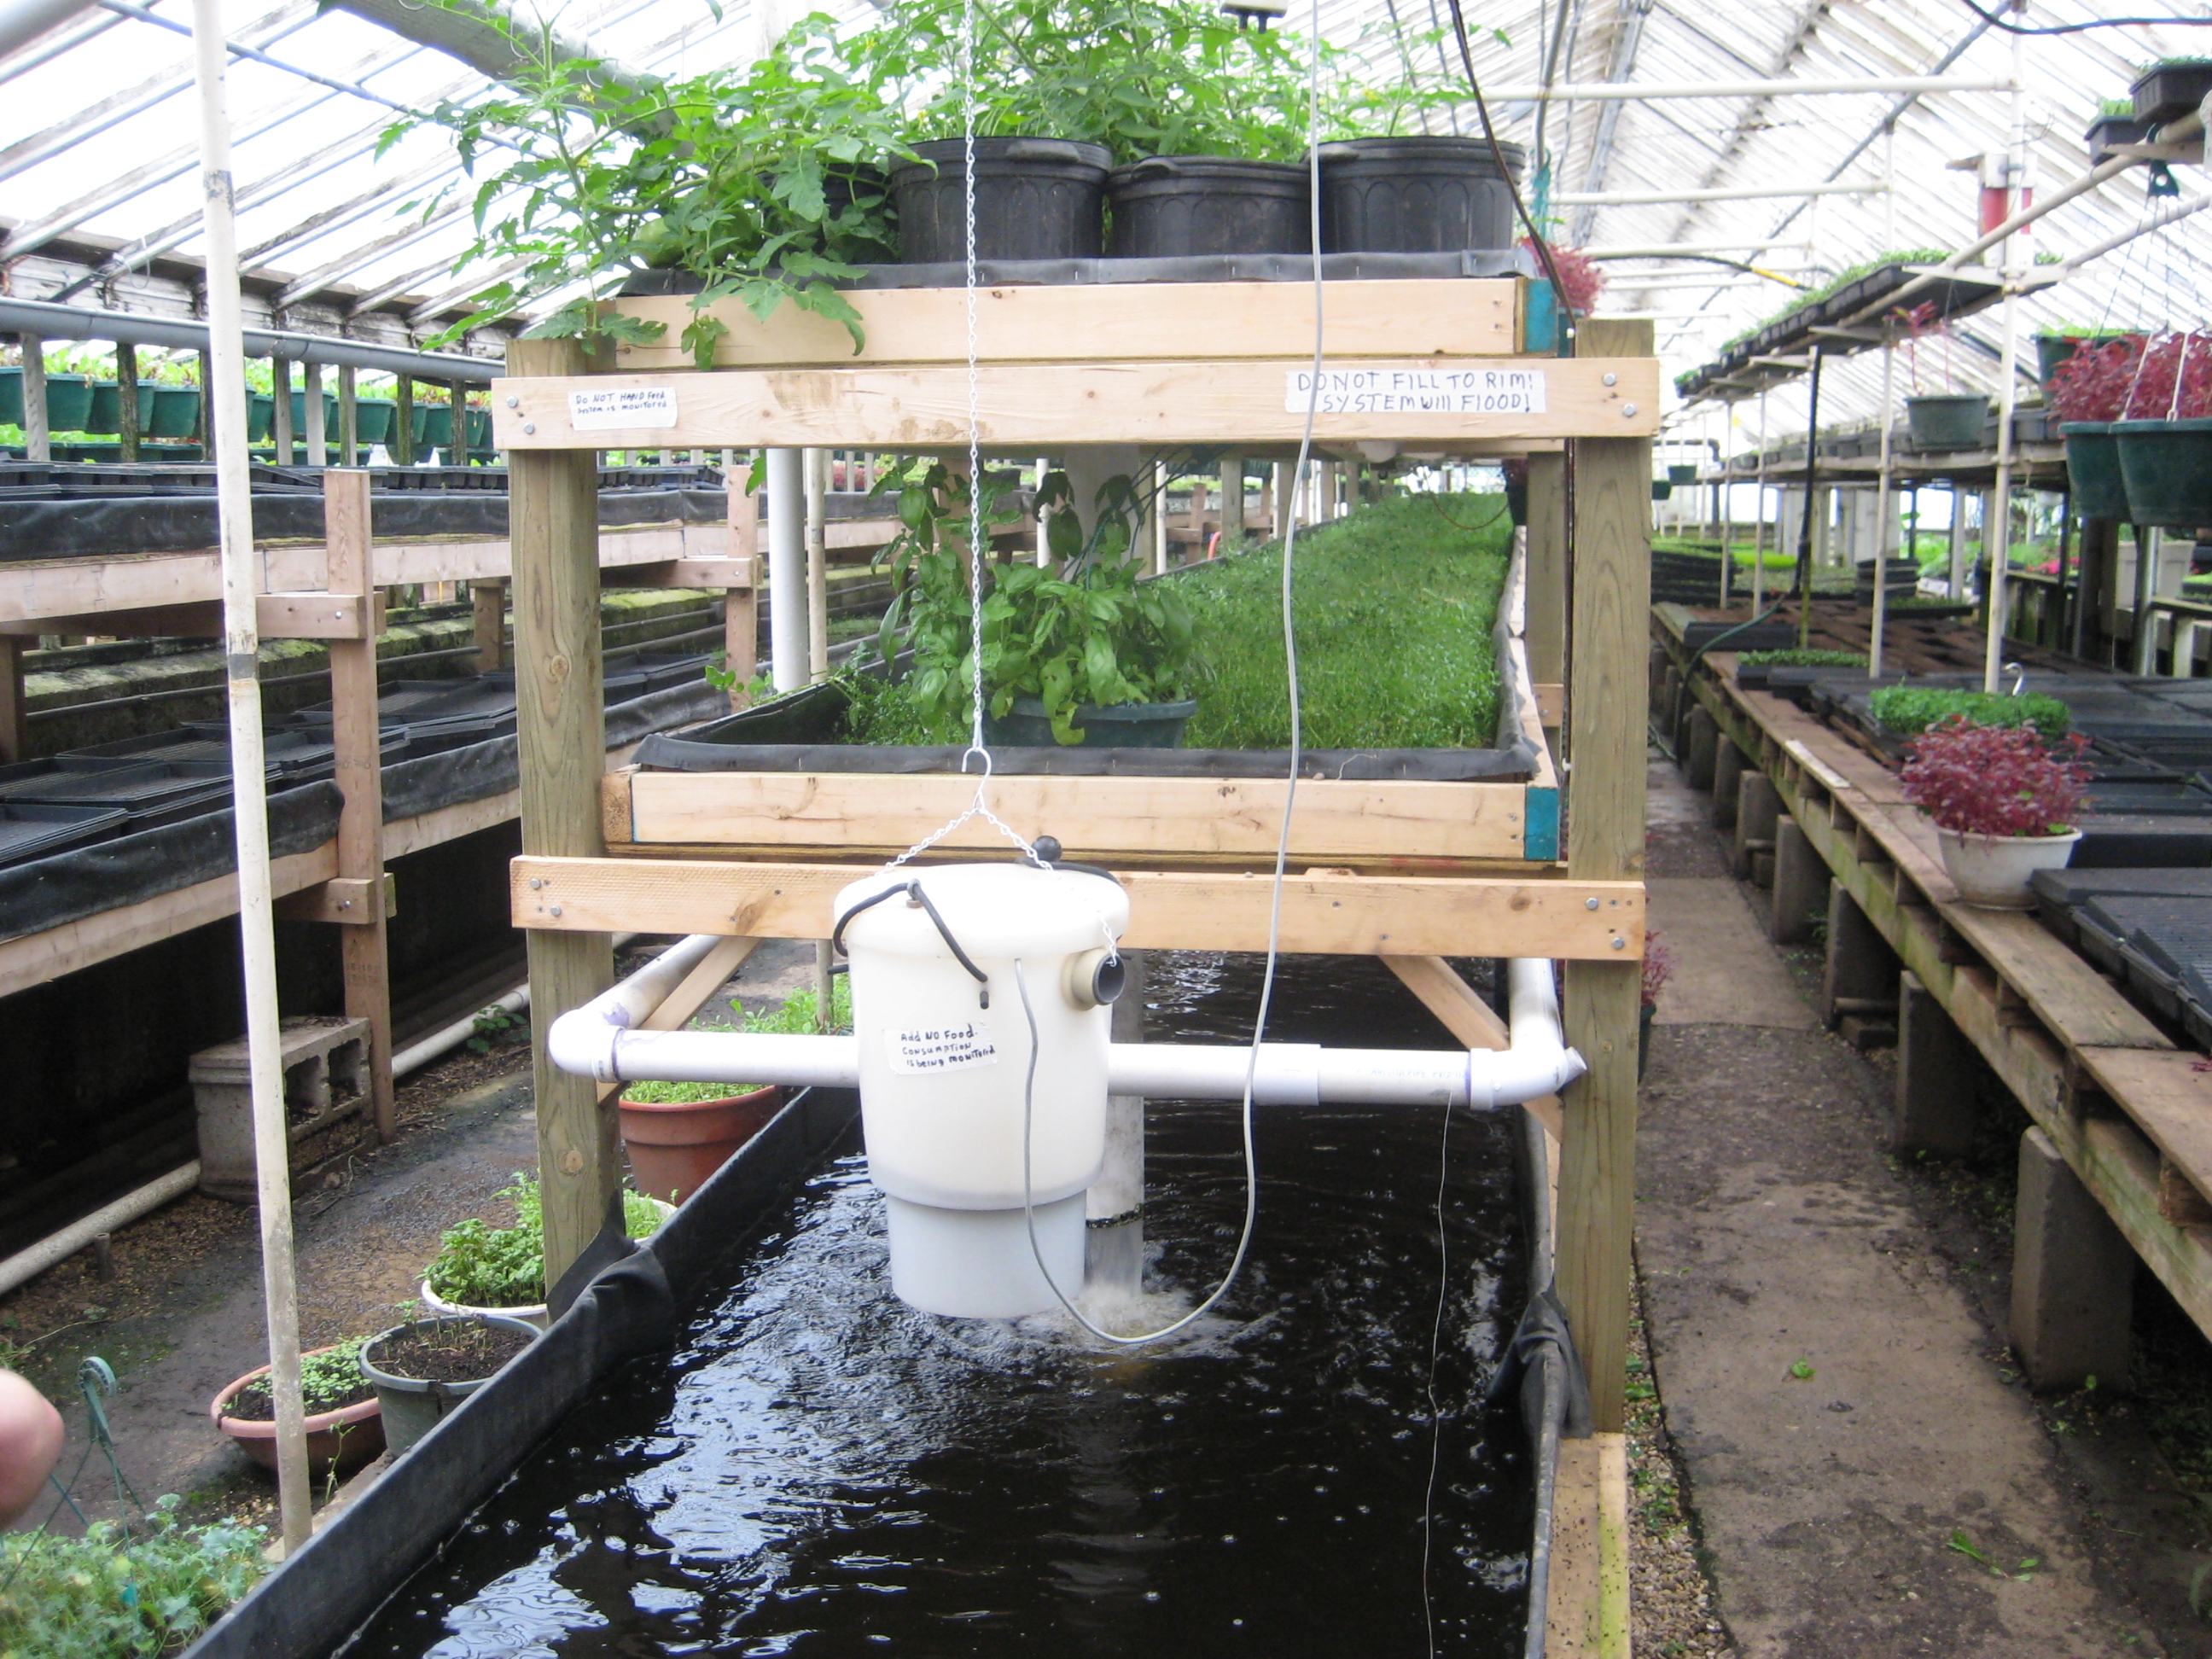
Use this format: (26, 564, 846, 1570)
(2, 0, 2208, 441)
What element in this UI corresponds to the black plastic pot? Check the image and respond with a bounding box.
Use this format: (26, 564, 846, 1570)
(1313, 137, 1525, 254)
(2113, 418, 2212, 530)
(1106, 157, 1308, 258)
(889, 137, 1111, 264)
(2084, 111, 2147, 166)
(1905, 393, 1989, 451)
(2062, 422, 2131, 521)
(2131, 61, 2212, 129)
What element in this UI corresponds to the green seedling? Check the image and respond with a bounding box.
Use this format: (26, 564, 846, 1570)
(1787, 1359, 1816, 1381)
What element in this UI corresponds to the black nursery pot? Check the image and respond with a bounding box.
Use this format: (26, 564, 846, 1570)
(1106, 157, 1310, 258)
(889, 137, 1112, 264)
(1313, 136, 1526, 254)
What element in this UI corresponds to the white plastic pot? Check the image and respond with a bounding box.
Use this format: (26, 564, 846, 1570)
(1935, 826, 2081, 909)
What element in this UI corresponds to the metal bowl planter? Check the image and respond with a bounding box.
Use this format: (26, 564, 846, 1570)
(1106, 157, 1309, 257)
(1313, 136, 1525, 253)
(2061, 422, 2132, 521)
(981, 696, 1197, 748)
(210, 1348, 386, 1479)
(891, 137, 1112, 263)
(2111, 418, 2212, 530)
(1905, 393, 1989, 451)
(359, 1313, 540, 1458)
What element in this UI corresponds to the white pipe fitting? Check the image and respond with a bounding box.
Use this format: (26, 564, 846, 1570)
(547, 951, 1587, 1110)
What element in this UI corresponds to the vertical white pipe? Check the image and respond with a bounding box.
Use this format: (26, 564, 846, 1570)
(766, 446, 805, 691)
(1948, 487, 1968, 599)
(1870, 331, 1896, 677)
(1982, 22, 2026, 693)
(1752, 389, 1768, 612)
(804, 445, 829, 682)
(190, 0, 307, 1557)
(301, 358, 325, 467)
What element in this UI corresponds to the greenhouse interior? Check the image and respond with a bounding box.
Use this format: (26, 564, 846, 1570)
(3, 0, 2212, 1652)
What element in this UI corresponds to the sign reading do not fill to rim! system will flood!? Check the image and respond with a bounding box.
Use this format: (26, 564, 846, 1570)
(1284, 365, 1548, 416)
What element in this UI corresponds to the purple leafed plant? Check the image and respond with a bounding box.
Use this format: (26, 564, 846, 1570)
(1899, 716, 2091, 838)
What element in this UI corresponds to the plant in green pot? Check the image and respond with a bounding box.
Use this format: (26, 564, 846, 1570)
(1899, 716, 2090, 909)
(2048, 331, 2144, 521)
(420, 1173, 671, 1328)
(1895, 301, 1988, 451)
(2110, 329, 2212, 532)
(209, 1335, 384, 1480)
(876, 460, 1196, 746)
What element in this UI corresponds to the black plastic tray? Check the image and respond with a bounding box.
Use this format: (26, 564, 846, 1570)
(0, 800, 129, 867)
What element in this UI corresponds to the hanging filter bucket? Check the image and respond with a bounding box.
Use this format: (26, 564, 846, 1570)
(835, 861, 1131, 1318)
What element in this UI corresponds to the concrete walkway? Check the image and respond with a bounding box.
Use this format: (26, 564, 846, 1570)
(1639, 754, 2188, 1658)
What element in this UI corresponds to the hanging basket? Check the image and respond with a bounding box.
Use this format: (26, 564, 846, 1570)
(1905, 394, 1989, 451)
(2061, 423, 2131, 522)
(2112, 419, 2212, 531)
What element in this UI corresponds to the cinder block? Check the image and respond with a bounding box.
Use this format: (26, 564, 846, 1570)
(1770, 816, 1828, 944)
(190, 1015, 373, 1202)
(2011, 1127, 2133, 1392)
(1821, 883, 1899, 1027)
(1732, 772, 1782, 880)
(1894, 971, 1977, 1157)
(1712, 741, 1747, 830)
(1684, 707, 1719, 791)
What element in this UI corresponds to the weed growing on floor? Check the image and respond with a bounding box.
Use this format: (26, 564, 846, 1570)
(1176, 493, 1511, 748)
(0, 1494, 265, 1658)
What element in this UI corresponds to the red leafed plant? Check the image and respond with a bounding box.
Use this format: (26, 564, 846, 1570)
(1523, 238, 1605, 316)
(2048, 334, 2144, 422)
(1899, 717, 2091, 838)
(2049, 330, 2212, 422)
(1641, 931, 1674, 1010)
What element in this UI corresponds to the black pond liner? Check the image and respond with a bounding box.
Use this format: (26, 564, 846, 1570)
(183, 1071, 1582, 1658)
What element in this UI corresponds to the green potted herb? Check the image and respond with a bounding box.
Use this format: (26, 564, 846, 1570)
(209, 1336, 384, 1479)
(358, 1314, 538, 1458)
(420, 1174, 671, 1328)
(400, 17, 914, 365)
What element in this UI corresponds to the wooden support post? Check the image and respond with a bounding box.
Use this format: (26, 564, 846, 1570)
(323, 471, 394, 1138)
(472, 579, 506, 672)
(271, 357, 293, 463)
(336, 364, 358, 467)
(117, 342, 140, 463)
(20, 336, 48, 463)
(1894, 971, 1976, 1157)
(0, 636, 25, 765)
(392, 375, 414, 466)
(450, 379, 469, 463)
(1769, 814, 1827, 946)
(301, 360, 325, 467)
(1732, 771, 1780, 885)
(1682, 706, 1718, 792)
(1219, 457, 1244, 544)
(509, 337, 613, 1303)
(1557, 317, 1651, 1438)
(2011, 1126, 2133, 1392)
(195, 348, 214, 458)
(1526, 453, 1569, 705)
(1711, 737, 1744, 831)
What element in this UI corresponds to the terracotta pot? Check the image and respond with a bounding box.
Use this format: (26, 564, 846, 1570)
(619, 1086, 782, 1205)
(1935, 826, 2081, 909)
(210, 1348, 384, 1479)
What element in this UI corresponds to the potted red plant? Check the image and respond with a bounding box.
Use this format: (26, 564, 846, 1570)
(2110, 329, 2212, 530)
(2050, 333, 2146, 522)
(1896, 301, 1988, 451)
(1900, 717, 2091, 908)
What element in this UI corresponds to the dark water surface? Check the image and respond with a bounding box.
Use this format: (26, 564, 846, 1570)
(347, 953, 1533, 1657)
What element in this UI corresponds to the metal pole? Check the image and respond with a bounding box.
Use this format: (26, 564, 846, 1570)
(804, 445, 829, 683)
(1982, 21, 2026, 693)
(1752, 389, 1767, 613)
(765, 447, 805, 691)
(1871, 327, 1896, 677)
(190, 0, 308, 1557)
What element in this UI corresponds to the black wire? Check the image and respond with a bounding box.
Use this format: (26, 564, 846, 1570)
(1953, 0, 2212, 32)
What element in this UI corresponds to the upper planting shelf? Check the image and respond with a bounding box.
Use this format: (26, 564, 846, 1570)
(492, 279, 1661, 452)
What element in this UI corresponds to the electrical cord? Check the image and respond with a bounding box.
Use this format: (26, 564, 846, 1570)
(1420, 1090, 1456, 1659)
(1953, 0, 2212, 32)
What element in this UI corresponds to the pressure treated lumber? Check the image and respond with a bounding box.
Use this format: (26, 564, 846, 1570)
(323, 472, 395, 1138)
(606, 279, 1522, 370)
(510, 856, 1644, 959)
(1557, 317, 1653, 1440)
(490, 358, 1662, 451)
(617, 770, 1538, 863)
(509, 335, 615, 1300)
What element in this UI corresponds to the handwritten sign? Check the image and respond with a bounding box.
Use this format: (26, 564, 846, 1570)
(567, 386, 678, 431)
(888, 1020, 998, 1075)
(1284, 365, 1547, 416)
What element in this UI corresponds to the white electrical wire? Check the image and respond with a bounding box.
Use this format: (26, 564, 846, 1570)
(1009, 0, 1328, 1348)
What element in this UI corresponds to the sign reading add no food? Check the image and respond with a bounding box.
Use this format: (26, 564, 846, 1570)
(567, 385, 679, 431)
(887, 1020, 999, 1075)
(1285, 365, 1547, 416)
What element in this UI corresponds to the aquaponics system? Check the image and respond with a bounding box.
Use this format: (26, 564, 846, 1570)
(3, 1, 2212, 1656)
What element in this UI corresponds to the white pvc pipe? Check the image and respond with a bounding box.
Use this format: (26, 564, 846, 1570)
(550, 954, 1585, 1111)
(0, 1163, 200, 1301)
(765, 447, 806, 692)
(1552, 181, 1883, 206)
(1481, 75, 2011, 101)
(0, 0, 93, 63)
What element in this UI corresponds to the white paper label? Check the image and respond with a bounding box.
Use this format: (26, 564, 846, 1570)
(1284, 365, 1547, 416)
(567, 386, 678, 430)
(887, 1019, 998, 1075)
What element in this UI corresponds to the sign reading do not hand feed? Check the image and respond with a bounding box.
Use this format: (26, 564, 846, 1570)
(1285, 365, 1548, 416)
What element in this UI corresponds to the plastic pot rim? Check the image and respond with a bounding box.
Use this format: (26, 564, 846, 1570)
(210, 1345, 382, 1438)
(359, 1313, 541, 1393)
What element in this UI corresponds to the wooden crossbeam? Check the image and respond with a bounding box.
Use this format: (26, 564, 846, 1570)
(510, 854, 1644, 959)
(492, 358, 1661, 451)
(606, 278, 1524, 370)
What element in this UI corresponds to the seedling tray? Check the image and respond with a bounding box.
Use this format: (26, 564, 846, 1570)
(2072, 813, 2212, 868)
(0, 800, 129, 867)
